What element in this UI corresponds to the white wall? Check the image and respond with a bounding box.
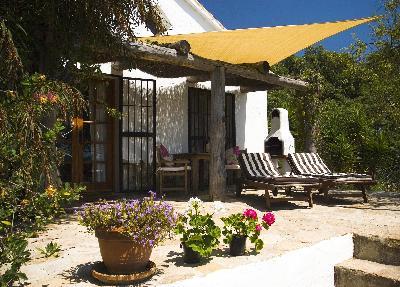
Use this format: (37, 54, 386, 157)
(132, 0, 224, 37)
(157, 0, 224, 34)
(235, 93, 247, 150)
(160, 234, 354, 287)
(243, 91, 268, 152)
(155, 80, 189, 154)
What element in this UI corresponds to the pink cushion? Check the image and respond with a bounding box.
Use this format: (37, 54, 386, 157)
(226, 146, 240, 165)
(159, 144, 174, 166)
(159, 144, 170, 158)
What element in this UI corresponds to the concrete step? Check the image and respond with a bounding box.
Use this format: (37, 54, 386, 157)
(353, 234, 400, 266)
(335, 258, 400, 287)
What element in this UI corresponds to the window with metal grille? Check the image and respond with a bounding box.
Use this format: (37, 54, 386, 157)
(188, 87, 236, 153)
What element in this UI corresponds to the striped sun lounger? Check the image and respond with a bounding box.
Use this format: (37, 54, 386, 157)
(237, 153, 320, 209)
(287, 153, 376, 203)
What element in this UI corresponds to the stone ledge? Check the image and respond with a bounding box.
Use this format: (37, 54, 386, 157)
(335, 258, 400, 287)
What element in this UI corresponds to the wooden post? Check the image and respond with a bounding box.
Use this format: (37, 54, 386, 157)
(209, 66, 227, 200)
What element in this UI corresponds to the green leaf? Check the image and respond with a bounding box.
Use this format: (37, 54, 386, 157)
(1, 220, 12, 226)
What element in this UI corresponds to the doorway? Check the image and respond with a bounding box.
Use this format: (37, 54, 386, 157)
(59, 79, 116, 192)
(120, 77, 157, 192)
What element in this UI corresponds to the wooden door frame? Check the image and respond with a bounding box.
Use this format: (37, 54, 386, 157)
(70, 77, 117, 192)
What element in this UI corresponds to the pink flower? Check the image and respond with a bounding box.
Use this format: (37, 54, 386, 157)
(262, 212, 275, 226)
(47, 92, 58, 103)
(233, 146, 241, 156)
(255, 224, 262, 231)
(243, 209, 257, 220)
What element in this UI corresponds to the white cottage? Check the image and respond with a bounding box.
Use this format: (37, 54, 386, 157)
(60, 0, 280, 194)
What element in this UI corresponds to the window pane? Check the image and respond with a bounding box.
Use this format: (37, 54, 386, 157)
(96, 144, 105, 161)
(95, 163, 106, 182)
(95, 125, 107, 142)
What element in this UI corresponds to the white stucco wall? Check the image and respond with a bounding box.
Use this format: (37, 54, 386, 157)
(132, 0, 224, 37)
(242, 91, 268, 152)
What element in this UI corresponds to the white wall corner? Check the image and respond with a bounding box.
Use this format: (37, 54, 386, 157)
(243, 91, 268, 152)
(235, 93, 247, 150)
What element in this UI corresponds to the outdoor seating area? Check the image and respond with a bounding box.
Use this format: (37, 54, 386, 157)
(155, 147, 376, 210)
(2, 0, 399, 286)
(288, 153, 376, 203)
(237, 152, 319, 209)
(156, 144, 192, 194)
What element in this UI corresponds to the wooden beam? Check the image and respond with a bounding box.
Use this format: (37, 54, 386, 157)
(124, 41, 309, 91)
(240, 86, 269, 93)
(209, 66, 227, 200)
(166, 40, 191, 55)
(243, 61, 270, 74)
(186, 75, 210, 83)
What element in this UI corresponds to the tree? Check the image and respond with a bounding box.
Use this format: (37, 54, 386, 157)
(0, 1, 165, 284)
(0, 0, 165, 79)
(270, 46, 371, 152)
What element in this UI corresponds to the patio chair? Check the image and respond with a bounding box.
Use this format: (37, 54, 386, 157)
(237, 152, 320, 209)
(287, 153, 376, 203)
(156, 144, 191, 195)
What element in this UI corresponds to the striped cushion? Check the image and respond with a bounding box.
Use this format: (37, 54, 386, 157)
(288, 153, 371, 179)
(238, 153, 280, 180)
(288, 153, 331, 175)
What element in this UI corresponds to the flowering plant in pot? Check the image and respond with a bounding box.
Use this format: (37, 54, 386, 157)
(174, 198, 221, 263)
(221, 209, 275, 256)
(77, 191, 177, 274)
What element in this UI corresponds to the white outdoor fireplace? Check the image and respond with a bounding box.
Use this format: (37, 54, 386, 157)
(265, 108, 295, 156)
(264, 108, 295, 174)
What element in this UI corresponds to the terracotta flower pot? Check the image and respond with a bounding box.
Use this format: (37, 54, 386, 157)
(95, 230, 152, 274)
(229, 235, 247, 256)
(181, 242, 202, 264)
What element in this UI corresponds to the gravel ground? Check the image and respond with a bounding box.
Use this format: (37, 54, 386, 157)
(17, 190, 400, 286)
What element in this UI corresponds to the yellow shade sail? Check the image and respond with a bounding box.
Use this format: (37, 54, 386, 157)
(141, 17, 377, 65)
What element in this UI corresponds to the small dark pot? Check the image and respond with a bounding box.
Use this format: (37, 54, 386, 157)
(182, 243, 202, 264)
(229, 235, 247, 256)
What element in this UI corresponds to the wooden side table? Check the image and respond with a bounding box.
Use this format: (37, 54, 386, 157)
(175, 153, 210, 194)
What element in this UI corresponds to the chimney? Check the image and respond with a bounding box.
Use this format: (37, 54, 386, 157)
(264, 108, 295, 156)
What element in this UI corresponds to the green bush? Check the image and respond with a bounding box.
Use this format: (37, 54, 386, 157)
(0, 73, 85, 285)
(174, 198, 221, 258)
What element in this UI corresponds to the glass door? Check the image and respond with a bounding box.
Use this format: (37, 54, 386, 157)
(60, 79, 115, 192)
(120, 77, 156, 193)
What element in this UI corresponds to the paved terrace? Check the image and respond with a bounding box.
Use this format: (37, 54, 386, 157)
(19, 190, 400, 286)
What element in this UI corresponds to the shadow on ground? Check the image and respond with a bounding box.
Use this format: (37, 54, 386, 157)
(61, 261, 162, 287)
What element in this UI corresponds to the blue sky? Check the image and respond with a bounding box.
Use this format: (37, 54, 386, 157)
(199, 0, 384, 52)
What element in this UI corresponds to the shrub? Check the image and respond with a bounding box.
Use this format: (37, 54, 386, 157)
(222, 209, 275, 251)
(78, 192, 177, 247)
(0, 73, 85, 285)
(174, 198, 221, 258)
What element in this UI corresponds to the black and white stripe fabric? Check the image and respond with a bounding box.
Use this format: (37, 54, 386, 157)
(238, 153, 319, 184)
(288, 153, 331, 175)
(239, 153, 280, 179)
(288, 153, 372, 180)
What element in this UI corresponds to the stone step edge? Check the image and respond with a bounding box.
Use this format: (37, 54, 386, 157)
(353, 233, 400, 266)
(335, 258, 400, 285)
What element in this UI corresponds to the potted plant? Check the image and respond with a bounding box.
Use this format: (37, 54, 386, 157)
(77, 191, 177, 274)
(221, 209, 275, 256)
(174, 198, 221, 263)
